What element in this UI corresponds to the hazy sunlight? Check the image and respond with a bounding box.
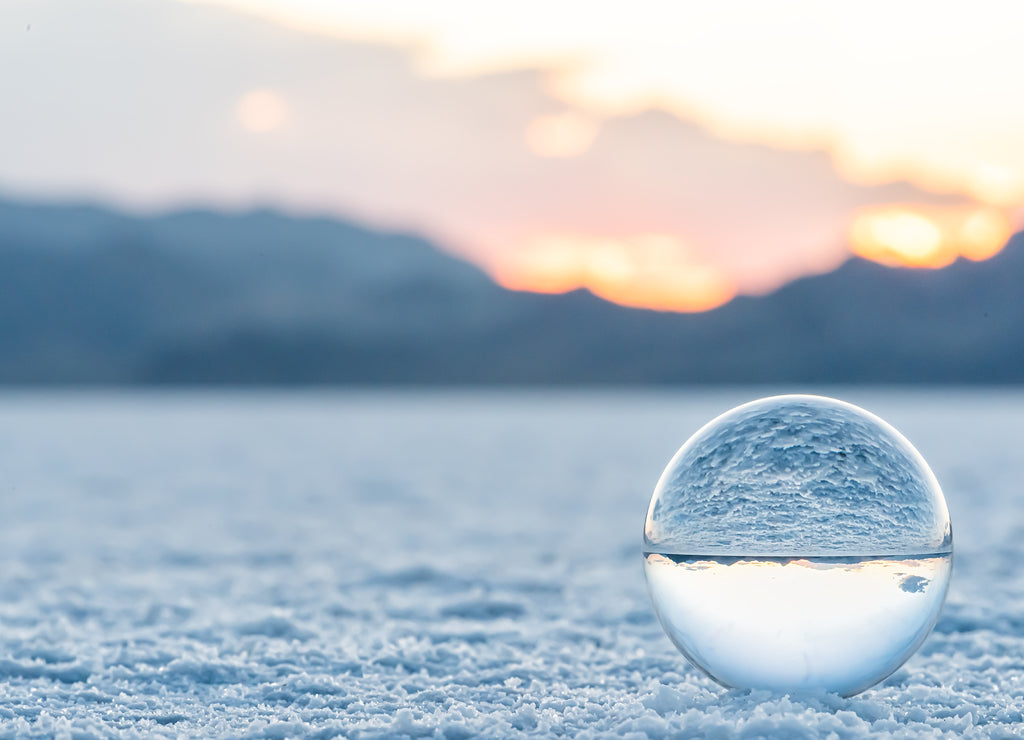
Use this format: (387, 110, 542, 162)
(495, 234, 736, 312)
(849, 205, 1012, 269)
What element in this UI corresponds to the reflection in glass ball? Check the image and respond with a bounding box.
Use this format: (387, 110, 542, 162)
(643, 395, 952, 696)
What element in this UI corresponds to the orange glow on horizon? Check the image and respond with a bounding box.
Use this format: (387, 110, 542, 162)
(492, 234, 736, 313)
(849, 205, 1013, 269)
(493, 207, 1014, 313)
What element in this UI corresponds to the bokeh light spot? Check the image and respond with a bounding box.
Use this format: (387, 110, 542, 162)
(525, 112, 598, 158)
(850, 210, 945, 267)
(959, 209, 1013, 261)
(236, 89, 290, 133)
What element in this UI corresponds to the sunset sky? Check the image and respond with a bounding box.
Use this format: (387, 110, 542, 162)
(3, 0, 1022, 311)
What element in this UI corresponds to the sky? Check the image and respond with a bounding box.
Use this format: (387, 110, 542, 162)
(2, 0, 1022, 311)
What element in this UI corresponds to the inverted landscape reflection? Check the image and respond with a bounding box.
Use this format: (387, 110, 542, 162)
(644, 395, 953, 558)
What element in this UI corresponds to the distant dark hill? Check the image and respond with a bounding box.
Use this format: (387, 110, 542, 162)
(0, 199, 509, 382)
(0, 197, 1021, 384)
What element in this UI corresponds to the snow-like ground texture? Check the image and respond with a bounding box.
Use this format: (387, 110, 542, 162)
(0, 391, 1020, 738)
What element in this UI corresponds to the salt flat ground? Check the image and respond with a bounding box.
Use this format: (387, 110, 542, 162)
(0, 390, 1020, 738)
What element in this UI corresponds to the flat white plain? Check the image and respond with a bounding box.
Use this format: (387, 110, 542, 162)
(0, 390, 1017, 738)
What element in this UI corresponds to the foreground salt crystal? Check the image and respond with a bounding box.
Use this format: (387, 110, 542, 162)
(643, 395, 953, 696)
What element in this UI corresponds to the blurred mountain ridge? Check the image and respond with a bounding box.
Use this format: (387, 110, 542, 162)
(1, 197, 1021, 384)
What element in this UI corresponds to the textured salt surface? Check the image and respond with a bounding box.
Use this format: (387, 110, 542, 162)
(0, 390, 1020, 738)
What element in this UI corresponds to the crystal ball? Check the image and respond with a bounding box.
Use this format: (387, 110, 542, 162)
(643, 395, 952, 696)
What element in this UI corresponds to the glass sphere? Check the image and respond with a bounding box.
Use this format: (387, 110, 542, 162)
(643, 395, 952, 696)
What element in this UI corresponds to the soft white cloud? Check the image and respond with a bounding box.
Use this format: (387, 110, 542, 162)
(184, 0, 1024, 209)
